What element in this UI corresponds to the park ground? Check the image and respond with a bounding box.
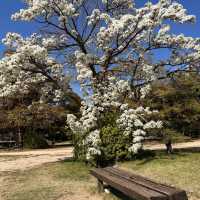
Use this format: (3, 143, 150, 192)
(0, 141, 200, 200)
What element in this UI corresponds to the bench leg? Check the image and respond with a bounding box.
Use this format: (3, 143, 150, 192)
(97, 179, 104, 193)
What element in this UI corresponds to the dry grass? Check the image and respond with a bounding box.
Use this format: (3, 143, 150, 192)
(0, 160, 117, 200)
(0, 152, 200, 200)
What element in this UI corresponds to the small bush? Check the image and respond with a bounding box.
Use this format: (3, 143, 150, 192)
(96, 125, 132, 167)
(72, 132, 87, 161)
(72, 112, 134, 167)
(23, 130, 49, 149)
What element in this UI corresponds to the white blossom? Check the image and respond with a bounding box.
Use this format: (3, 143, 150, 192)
(140, 85, 151, 99)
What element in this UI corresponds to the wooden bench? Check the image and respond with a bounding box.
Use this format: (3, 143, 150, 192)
(91, 167, 188, 200)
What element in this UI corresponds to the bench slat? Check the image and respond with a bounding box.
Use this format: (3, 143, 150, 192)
(91, 168, 168, 200)
(104, 167, 188, 200)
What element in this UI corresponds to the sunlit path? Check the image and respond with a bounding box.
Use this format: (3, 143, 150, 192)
(0, 147, 73, 172)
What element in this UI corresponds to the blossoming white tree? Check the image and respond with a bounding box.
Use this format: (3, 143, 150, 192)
(1, 0, 200, 165)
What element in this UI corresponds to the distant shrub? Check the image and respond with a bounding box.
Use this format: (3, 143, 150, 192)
(163, 128, 190, 143)
(23, 130, 49, 149)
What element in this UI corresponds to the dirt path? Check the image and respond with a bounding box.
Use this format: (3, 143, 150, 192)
(0, 139, 200, 172)
(0, 147, 73, 172)
(144, 139, 200, 150)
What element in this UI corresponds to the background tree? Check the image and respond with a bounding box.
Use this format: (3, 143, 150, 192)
(142, 72, 200, 139)
(0, 89, 73, 148)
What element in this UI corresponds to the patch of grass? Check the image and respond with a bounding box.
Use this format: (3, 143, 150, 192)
(0, 160, 117, 200)
(6, 186, 58, 200)
(53, 160, 90, 181)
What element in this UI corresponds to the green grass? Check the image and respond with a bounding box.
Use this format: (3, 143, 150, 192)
(0, 152, 200, 200)
(119, 152, 200, 200)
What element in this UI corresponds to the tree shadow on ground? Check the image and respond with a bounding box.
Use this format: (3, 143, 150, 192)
(108, 187, 136, 200)
(58, 157, 74, 162)
(133, 150, 157, 165)
(132, 150, 190, 166)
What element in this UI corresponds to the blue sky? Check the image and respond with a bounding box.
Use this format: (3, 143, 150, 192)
(0, 0, 200, 57)
(0, 0, 41, 57)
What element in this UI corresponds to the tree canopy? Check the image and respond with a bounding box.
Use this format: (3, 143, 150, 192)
(143, 73, 200, 139)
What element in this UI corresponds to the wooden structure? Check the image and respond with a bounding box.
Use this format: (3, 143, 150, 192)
(91, 167, 188, 200)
